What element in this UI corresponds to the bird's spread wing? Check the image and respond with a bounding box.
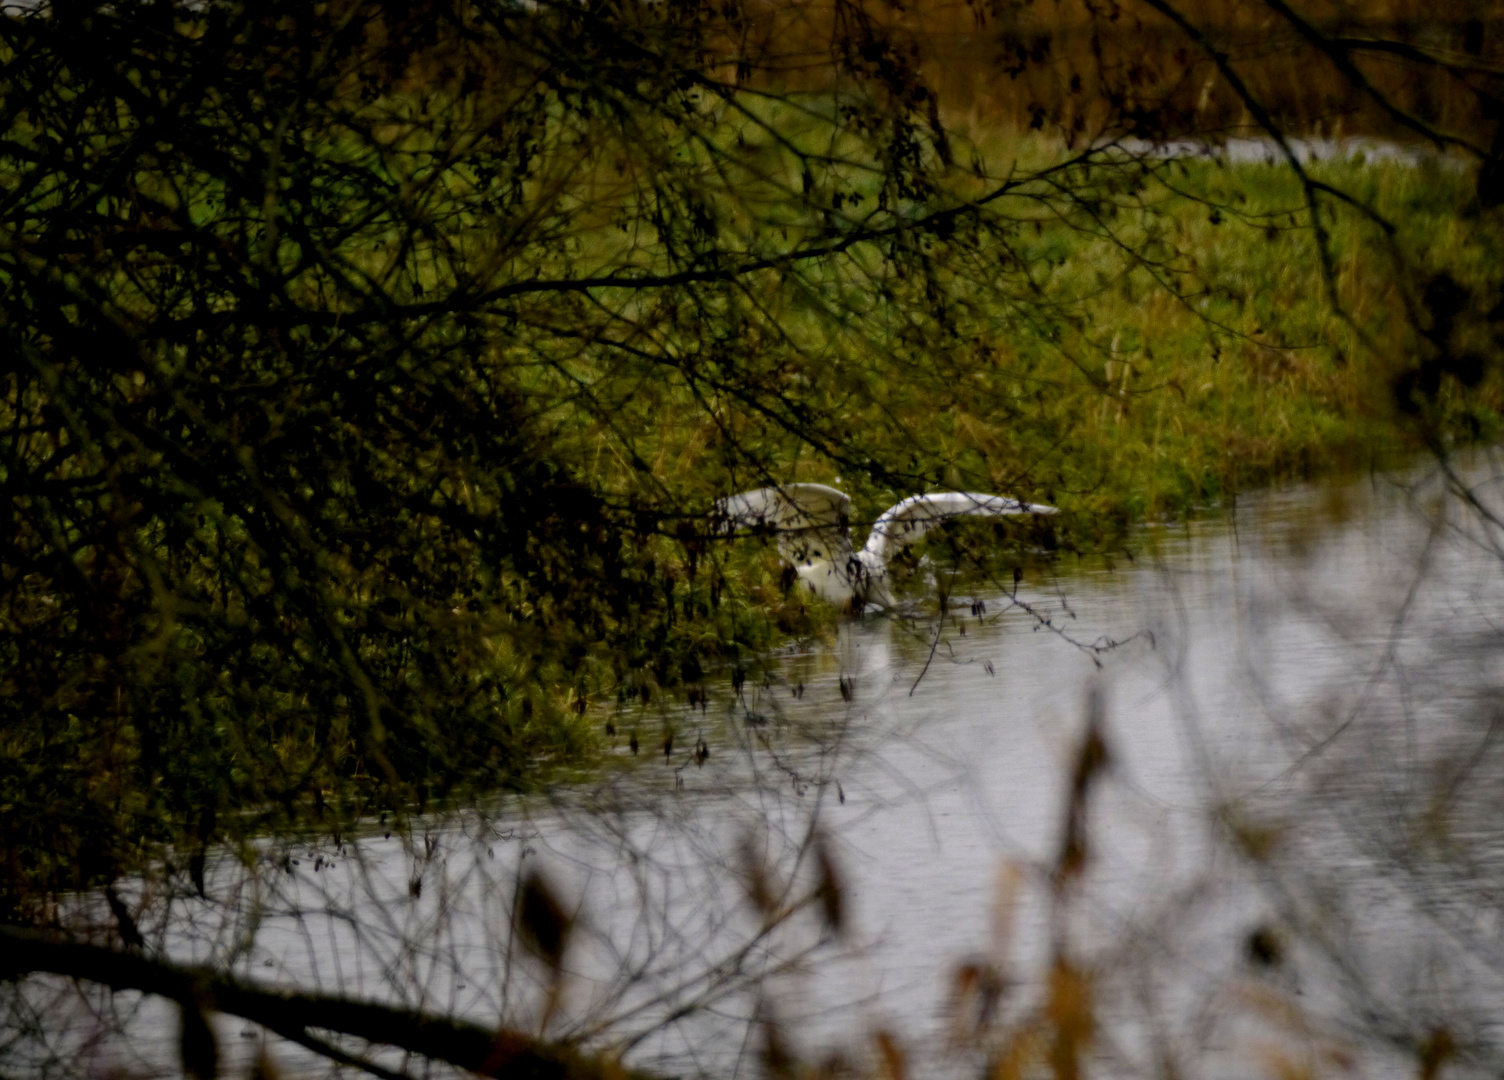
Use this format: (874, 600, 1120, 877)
(715, 484, 854, 565)
(862, 492, 1056, 564)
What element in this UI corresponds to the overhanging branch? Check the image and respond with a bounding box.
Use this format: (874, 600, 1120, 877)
(0, 926, 651, 1080)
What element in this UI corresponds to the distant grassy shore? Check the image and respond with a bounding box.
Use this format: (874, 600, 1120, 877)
(967, 149, 1502, 528)
(648, 145, 1504, 694)
(678, 147, 1502, 538)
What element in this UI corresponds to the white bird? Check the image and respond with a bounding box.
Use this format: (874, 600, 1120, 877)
(715, 483, 1057, 609)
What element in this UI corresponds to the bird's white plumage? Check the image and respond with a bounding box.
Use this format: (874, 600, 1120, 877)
(713, 483, 853, 566)
(862, 492, 1056, 564)
(716, 484, 1056, 609)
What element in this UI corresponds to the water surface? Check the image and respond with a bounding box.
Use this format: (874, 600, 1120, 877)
(32, 454, 1504, 1080)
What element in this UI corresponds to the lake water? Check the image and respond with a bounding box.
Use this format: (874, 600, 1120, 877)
(24, 452, 1504, 1080)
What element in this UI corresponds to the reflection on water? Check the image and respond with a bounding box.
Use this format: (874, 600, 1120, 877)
(23, 452, 1504, 1079)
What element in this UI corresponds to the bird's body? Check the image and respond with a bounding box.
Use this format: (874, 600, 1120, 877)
(716, 484, 1056, 609)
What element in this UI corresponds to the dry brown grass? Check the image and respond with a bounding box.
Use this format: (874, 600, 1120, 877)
(727, 0, 1504, 145)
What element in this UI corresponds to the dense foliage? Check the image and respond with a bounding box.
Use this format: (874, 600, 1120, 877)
(0, 0, 1082, 910)
(7, 0, 1504, 909)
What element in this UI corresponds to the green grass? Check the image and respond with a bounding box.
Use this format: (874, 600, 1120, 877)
(571, 143, 1502, 547)
(592, 148, 1504, 687)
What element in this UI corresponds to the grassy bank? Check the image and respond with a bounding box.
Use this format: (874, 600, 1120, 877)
(602, 145, 1503, 543)
(952, 149, 1504, 526)
(565, 146, 1504, 722)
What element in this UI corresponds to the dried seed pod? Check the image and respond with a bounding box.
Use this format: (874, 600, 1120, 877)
(740, 833, 777, 918)
(812, 833, 845, 935)
(516, 869, 571, 970)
